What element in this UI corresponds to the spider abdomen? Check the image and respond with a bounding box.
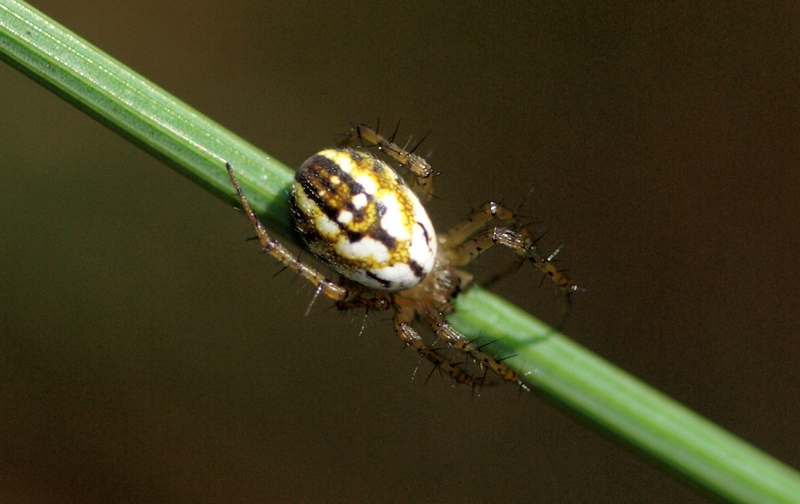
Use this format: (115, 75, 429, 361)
(290, 148, 437, 291)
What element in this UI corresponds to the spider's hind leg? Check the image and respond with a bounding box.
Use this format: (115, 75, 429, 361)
(393, 302, 492, 388)
(418, 306, 528, 390)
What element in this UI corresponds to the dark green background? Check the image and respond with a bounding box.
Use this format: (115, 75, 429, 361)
(1, 2, 798, 502)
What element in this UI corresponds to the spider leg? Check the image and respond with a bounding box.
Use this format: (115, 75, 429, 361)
(334, 280, 393, 312)
(340, 124, 434, 202)
(226, 162, 350, 302)
(450, 227, 574, 292)
(393, 302, 489, 388)
(418, 306, 528, 389)
(442, 202, 578, 294)
(441, 201, 578, 325)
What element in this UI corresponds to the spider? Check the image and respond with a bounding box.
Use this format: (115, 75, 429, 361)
(226, 124, 577, 388)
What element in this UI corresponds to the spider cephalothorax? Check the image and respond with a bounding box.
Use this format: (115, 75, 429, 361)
(226, 125, 577, 388)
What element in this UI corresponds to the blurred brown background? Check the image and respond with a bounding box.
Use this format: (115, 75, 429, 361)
(1, 2, 798, 502)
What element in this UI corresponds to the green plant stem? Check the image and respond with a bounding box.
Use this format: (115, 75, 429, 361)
(0, 0, 295, 238)
(1, 1, 799, 503)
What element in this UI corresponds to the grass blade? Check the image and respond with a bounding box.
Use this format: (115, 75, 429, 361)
(0, 0, 294, 237)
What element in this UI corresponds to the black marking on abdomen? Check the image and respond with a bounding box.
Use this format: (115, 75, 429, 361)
(366, 271, 392, 288)
(409, 260, 426, 279)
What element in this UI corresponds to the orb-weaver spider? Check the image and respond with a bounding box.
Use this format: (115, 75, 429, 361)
(226, 125, 576, 388)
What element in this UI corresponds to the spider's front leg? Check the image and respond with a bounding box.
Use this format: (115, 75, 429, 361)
(226, 162, 351, 303)
(340, 124, 434, 202)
